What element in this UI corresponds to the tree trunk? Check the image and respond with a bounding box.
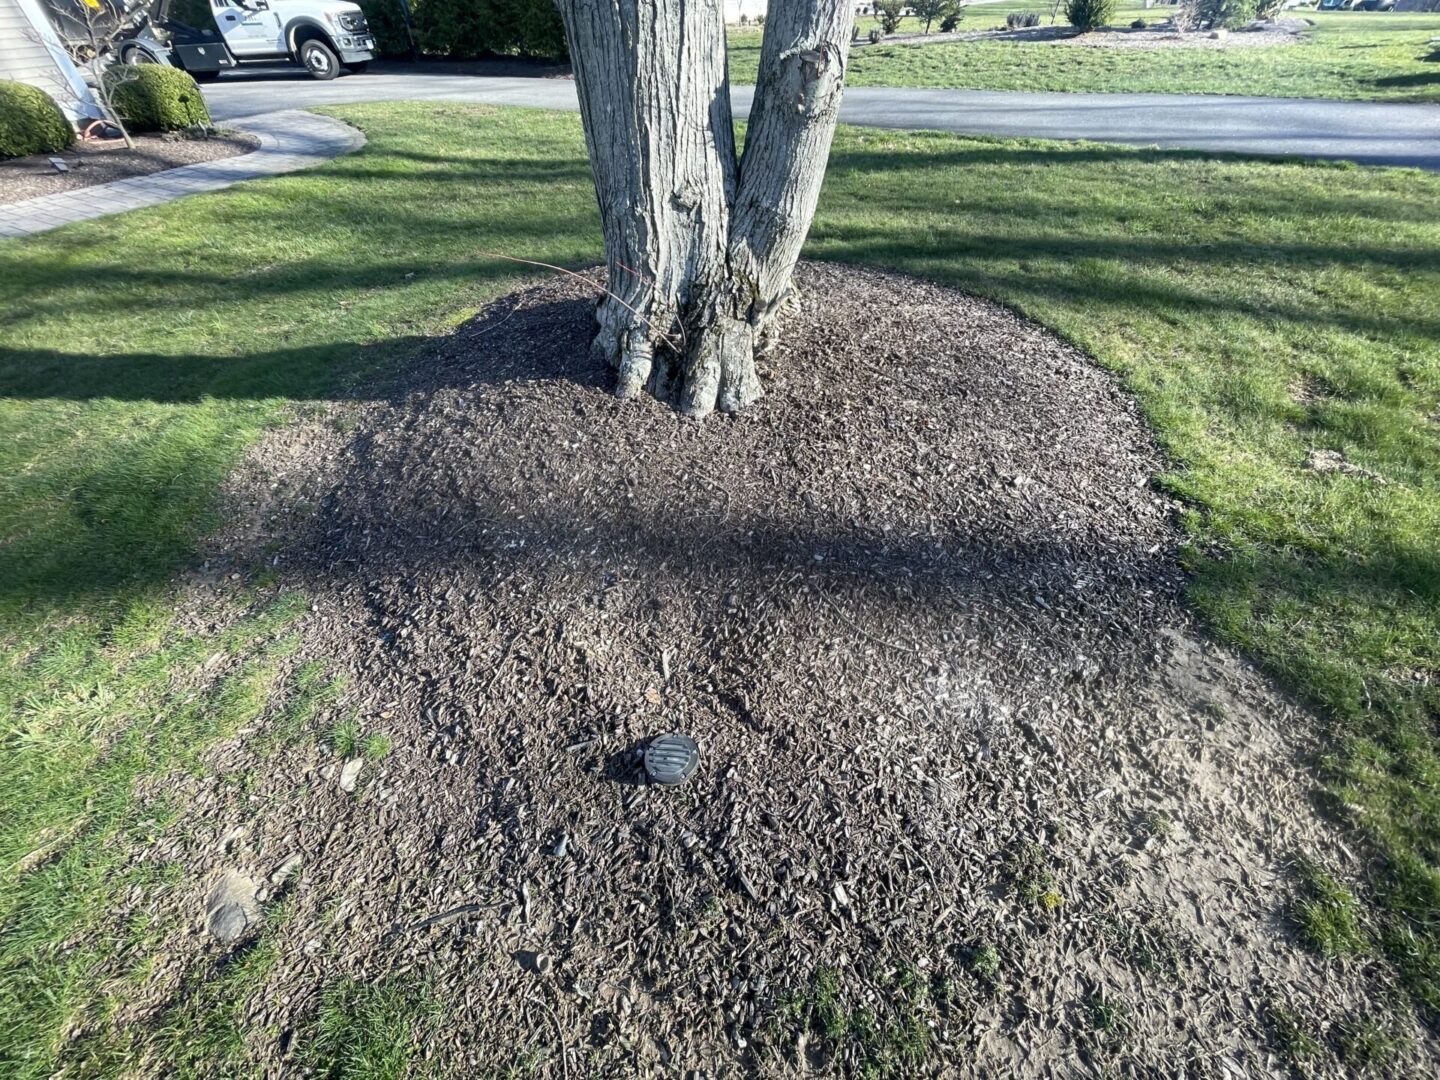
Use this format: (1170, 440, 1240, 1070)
(555, 0, 854, 418)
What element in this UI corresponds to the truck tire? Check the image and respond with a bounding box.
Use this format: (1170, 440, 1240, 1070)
(123, 45, 157, 64)
(299, 38, 341, 81)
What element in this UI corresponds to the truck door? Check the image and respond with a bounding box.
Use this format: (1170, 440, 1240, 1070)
(157, 0, 230, 69)
(212, 0, 284, 57)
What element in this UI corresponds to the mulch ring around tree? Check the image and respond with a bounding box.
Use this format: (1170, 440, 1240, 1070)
(0, 129, 258, 205)
(112, 264, 1433, 1076)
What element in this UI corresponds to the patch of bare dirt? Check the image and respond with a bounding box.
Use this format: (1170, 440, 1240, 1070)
(100, 265, 1432, 1076)
(0, 130, 258, 205)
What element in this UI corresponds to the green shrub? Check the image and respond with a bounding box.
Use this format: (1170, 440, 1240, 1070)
(0, 81, 72, 160)
(1065, 0, 1114, 32)
(509, 0, 566, 58)
(875, 0, 907, 35)
(1220, 0, 1261, 27)
(356, 0, 413, 56)
(913, 0, 959, 33)
(105, 66, 209, 132)
(1006, 11, 1041, 27)
(415, 0, 486, 57)
(416, 0, 566, 60)
(1177, 0, 1256, 29)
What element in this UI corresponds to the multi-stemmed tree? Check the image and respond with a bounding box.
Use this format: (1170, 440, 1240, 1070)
(41, 0, 142, 148)
(553, 1, 855, 418)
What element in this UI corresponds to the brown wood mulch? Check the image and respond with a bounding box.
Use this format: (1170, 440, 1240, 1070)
(0, 130, 259, 206)
(95, 264, 1432, 1077)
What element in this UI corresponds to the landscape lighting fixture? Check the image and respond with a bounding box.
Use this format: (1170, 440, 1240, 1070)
(643, 733, 700, 786)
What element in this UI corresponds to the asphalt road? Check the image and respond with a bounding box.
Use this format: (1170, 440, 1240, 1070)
(202, 70, 1440, 170)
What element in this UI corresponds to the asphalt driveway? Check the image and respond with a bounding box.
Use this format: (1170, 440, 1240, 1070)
(202, 70, 1440, 170)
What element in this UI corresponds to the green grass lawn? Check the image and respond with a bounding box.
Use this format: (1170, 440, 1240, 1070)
(1, 103, 1438, 1074)
(728, 5, 1440, 101)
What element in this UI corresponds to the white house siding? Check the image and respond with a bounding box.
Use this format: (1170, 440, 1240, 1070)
(723, 0, 768, 20)
(724, 2, 873, 21)
(0, 0, 99, 123)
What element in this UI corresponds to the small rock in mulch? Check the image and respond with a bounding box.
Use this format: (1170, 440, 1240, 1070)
(515, 950, 553, 974)
(337, 757, 364, 792)
(205, 870, 260, 943)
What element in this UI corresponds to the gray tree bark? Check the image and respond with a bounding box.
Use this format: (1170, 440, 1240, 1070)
(555, 0, 854, 418)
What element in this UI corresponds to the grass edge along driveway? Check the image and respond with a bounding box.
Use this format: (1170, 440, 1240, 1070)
(725, 6, 1440, 103)
(0, 102, 1437, 1076)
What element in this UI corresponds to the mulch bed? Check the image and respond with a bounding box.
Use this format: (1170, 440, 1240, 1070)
(99, 264, 1431, 1076)
(0, 130, 258, 206)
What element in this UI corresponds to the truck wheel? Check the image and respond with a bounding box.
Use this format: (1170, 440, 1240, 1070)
(299, 38, 341, 81)
(123, 46, 157, 64)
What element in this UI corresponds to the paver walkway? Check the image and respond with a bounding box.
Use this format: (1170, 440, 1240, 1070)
(0, 111, 364, 239)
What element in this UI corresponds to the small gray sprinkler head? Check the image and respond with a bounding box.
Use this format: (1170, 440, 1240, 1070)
(643, 733, 699, 786)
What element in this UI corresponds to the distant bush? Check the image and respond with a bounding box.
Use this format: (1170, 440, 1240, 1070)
(875, 0, 906, 34)
(1254, 0, 1284, 16)
(1131, 16, 1148, 27)
(1065, 0, 1114, 32)
(1006, 11, 1042, 27)
(0, 81, 72, 160)
(940, 11, 962, 31)
(913, 0, 960, 32)
(414, 0, 567, 61)
(355, 0, 413, 56)
(1177, 0, 1256, 30)
(869, 27, 884, 43)
(508, 0, 567, 56)
(105, 66, 209, 132)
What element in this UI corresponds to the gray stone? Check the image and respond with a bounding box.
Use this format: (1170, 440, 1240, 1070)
(339, 757, 364, 792)
(206, 870, 260, 943)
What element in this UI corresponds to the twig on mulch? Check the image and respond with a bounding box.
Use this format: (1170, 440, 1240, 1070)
(538, 994, 569, 1080)
(813, 583, 923, 657)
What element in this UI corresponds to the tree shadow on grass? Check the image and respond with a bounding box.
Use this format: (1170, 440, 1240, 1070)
(5, 212, 1434, 404)
(0, 337, 425, 404)
(1369, 71, 1440, 90)
(0, 335, 424, 611)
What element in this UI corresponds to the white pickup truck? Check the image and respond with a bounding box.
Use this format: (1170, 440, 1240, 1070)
(118, 0, 374, 80)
